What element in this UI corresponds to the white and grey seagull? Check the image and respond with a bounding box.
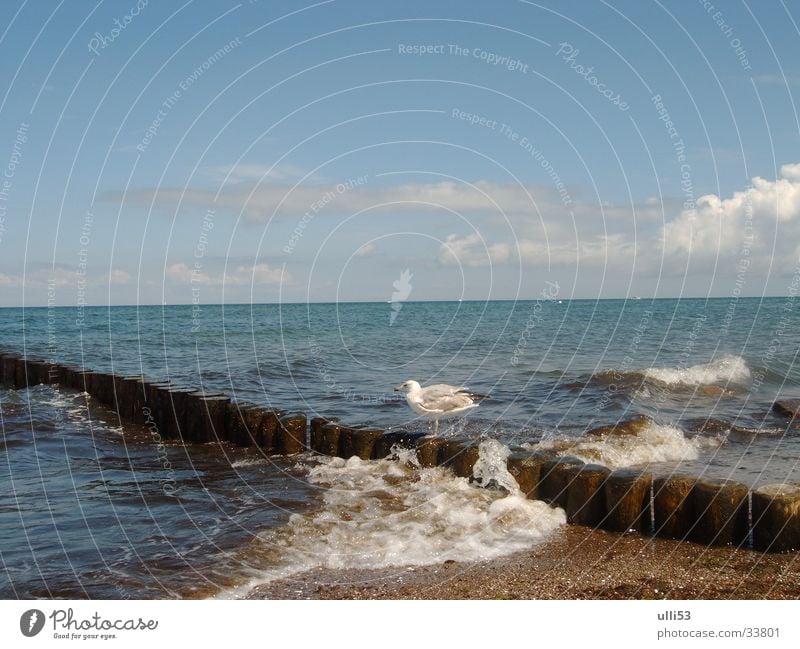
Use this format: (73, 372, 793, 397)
(394, 380, 489, 435)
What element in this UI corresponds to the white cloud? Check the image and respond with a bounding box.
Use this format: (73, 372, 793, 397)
(105, 269, 131, 284)
(438, 233, 512, 267)
(435, 164, 800, 278)
(0, 267, 132, 288)
(233, 263, 285, 284)
(103, 180, 577, 223)
(661, 162, 800, 270)
(203, 163, 313, 184)
(105, 165, 800, 287)
(353, 243, 377, 258)
(440, 233, 637, 270)
(166, 261, 286, 286)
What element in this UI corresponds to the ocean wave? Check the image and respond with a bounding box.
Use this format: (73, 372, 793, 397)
(686, 417, 787, 439)
(222, 441, 565, 597)
(530, 417, 722, 469)
(575, 355, 751, 395)
(643, 355, 750, 387)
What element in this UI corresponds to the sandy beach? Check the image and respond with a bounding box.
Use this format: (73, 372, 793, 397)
(247, 526, 800, 600)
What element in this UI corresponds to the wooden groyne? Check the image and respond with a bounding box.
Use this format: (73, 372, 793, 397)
(2, 351, 798, 553)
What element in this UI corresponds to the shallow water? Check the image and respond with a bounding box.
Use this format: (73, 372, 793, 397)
(1, 298, 799, 597)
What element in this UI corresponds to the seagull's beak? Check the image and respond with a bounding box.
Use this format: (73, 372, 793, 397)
(394, 384, 403, 392)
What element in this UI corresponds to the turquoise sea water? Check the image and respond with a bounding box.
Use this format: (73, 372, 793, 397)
(1, 298, 798, 597)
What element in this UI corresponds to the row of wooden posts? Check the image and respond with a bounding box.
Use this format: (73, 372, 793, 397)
(2, 352, 798, 553)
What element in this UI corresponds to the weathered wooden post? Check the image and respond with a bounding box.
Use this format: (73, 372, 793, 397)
(691, 478, 749, 546)
(416, 436, 444, 468)
(113, 375, 142, 421)
(440, 440, 481, 478)
(225, 402, 266, 447)
(602, 469, 652, 534)
(567, 463, 611, 526)
(184, 393, 229, 443)
(57, 364, 74, 386)
(14, 357, 30, 389)
(350, 428, 384, 460)
(309, 417, 332, 453)
(91, 372, 116, 406)
(276, 413, 307, 454)
(539, 456, 585, 509)
(26, 360, 48, 386)
(372, 431, 427, 459)
(653, 475, 696, 540)
(751, 484, 800, 552)
(338, 426, 356, 458)
(258, 410, 283, 452)
(132, 380, 171, 426)
(317, 422, 343, 457)
(506, 451, 550, 499)
(147, 382, 176, 438)
(1, 355, 17, 385)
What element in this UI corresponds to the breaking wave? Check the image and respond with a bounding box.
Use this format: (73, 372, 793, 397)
(643, 355, 751, 387)
(224, 441, 565, 597)
(532, 419, 723, 469)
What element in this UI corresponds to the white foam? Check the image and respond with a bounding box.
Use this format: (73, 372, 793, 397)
(643, 354, 750, 387)
(230, 458, 268, 468)
(223, 442, 565, 597)
(533, 422, 722, 469)
(471, 438, 520, 493)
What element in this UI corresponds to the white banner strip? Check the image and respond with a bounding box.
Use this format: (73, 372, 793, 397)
(1, 600, 797, 648)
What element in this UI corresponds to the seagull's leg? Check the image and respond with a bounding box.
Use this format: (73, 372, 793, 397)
(433, 419, 439, 436)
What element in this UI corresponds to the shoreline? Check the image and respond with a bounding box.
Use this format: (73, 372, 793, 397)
(245, 526, 800, 600)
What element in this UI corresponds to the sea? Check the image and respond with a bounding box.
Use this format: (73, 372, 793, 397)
(1, 297, 798, 598)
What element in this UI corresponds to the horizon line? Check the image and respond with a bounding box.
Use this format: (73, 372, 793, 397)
(0, 295, 794, 309)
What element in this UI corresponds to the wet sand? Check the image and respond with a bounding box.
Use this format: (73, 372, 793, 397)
(247, 526, 800, 599)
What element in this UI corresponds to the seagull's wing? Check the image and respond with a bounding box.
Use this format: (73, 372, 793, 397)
(424, 383, 490, 400)
(416, 384, 483, 413)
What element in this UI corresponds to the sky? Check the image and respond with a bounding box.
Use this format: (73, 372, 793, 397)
(1, 0, 800, 306)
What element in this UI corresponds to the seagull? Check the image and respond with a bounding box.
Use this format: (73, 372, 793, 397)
(394, 380, 489, 434)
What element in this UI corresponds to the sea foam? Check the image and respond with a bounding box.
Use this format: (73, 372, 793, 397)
(643, 354, 750, 387)
(226, 442, 565, 596)
(532, 421, 722, 469)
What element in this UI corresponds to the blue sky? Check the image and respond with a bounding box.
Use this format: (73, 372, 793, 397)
(1, 0, 799, 306)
